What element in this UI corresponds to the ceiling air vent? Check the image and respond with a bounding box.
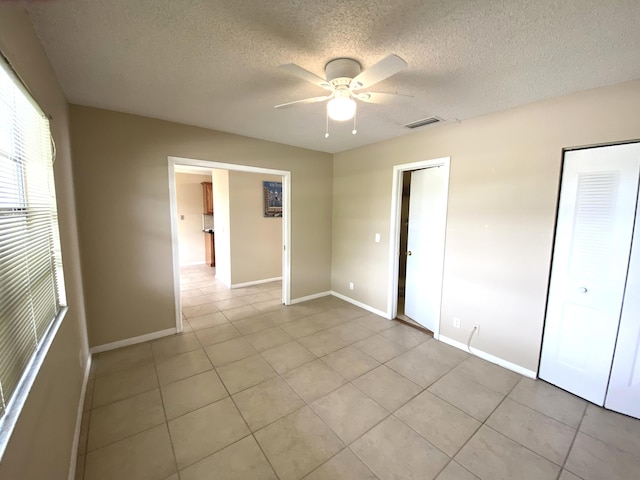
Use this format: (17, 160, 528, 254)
(404, 116, 443, 129)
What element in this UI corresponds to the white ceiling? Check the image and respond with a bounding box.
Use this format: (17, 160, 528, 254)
(26, 0, 640, 153)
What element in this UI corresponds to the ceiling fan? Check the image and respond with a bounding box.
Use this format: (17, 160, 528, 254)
(275, 54, 410, 136)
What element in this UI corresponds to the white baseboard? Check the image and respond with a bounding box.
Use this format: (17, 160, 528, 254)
(231, 276, 282, 289)
(179, 261, 206, 266)
(289, 291, 332, 304)
(68, 354, 92, 480)
(438, 335, 537, 379)
(330, 291, 389, 318)
(90, 328, 177, 354)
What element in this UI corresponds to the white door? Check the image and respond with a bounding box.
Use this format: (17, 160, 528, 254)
(404, 166, 448, 334)
(539, 144, 640, 405)
(605, 172, 640, 418)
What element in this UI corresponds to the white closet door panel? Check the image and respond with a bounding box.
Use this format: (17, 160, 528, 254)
(606, 169, 640, 419)
(405, 167, 448, 334)
(540, 144, 640, 405)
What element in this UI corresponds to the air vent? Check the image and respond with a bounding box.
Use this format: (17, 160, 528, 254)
(404, 116, 443, 129)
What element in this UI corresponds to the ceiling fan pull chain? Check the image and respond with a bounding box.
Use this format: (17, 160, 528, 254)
(352, 109, 357, 135)
(324, 109, 330, 138)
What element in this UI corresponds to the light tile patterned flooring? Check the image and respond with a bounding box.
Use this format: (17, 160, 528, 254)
(75, 265, 640, 480)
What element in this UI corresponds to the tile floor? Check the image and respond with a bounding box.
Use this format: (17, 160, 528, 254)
(75, 265, 640, 480)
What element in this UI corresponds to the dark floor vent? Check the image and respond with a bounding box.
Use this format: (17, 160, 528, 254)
(404, 116, 443, 129)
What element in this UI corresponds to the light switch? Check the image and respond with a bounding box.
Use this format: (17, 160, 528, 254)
(375, 233, 381, 243)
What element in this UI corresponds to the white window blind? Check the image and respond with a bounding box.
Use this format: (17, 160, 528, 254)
(0, 58, 66, 421)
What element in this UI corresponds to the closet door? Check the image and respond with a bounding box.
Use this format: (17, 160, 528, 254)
(606, 165, 640, 418)
(539, 144, 640, 405)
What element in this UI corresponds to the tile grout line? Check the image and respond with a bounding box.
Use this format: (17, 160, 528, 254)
(84, 352, 166, 455)
(91, 267, 515, 480)
(82, 320, 440, 472)
(87, 341, 234, 455)
(210, 338, 284, 480)
(259, 317, 428, 478)
(555, 403, 588, 480)
(429, 370, 523, 479)
(505, 387, 587, 431)
(150, 349, 181, 480)
(78, 373, 97, 480)
(211, 298, 386, 478)
(390, 360, 479, 479)
(185, 280, 284, 479)
(161, 334, 250, 475)
(341, 366, 469, 480)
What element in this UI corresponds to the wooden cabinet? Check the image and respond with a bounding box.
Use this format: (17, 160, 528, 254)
(205, 232, 215, 267)
(202, 182, 215, 267)
(202, 182, 213, 215)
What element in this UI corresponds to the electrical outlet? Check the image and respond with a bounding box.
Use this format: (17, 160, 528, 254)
(474, 324, 480, 335)
(453, 317, 461, 328)
(375, 233, 381, 243)
(349, 282, 354, 290)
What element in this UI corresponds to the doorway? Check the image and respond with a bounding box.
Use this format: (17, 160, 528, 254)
(168, 156, 291, 333)
(388, 157, 450, 338)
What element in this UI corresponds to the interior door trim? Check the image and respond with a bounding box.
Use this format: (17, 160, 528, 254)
(167, 156, 291, 334)
(387, 157, 450, 339)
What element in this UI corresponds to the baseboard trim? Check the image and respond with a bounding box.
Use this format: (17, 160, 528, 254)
(438, 335, 537, 379)
(231, 277, 282, 289)
(90, 328, 177, 354)
(330, 291, 389, 318)
(68, 354, 92, 480)
(289, 291, 332, 304)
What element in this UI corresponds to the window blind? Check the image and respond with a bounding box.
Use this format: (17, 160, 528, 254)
(0, 58, 66, 420)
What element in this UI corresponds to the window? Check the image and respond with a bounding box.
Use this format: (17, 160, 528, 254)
(0, 57, 66, 424)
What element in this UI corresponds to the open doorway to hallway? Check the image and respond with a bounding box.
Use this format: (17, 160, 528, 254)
(168, 156, 291, 333)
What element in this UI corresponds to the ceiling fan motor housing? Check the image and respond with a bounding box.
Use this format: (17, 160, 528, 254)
(325, 58, 361, 82)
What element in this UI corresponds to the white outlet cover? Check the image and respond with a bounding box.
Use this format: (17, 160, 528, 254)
(375, 233, 381, 243)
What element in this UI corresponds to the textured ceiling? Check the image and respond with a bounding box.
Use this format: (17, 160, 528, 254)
(25, 0, 640, 153)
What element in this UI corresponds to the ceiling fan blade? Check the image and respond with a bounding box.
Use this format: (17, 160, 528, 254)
(350, 54, 408, 90)
(274, 95, 333, 109)
(279, 64, 333, 91)
(354, 91, 413, 105)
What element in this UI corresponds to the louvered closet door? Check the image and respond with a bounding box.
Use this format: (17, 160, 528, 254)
(605, 144, 640, 418)
(539, 144, 640, 405)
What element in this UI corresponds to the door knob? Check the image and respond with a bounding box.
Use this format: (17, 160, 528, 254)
(406, 251, 412, 256)
(579, 287, 588, 293)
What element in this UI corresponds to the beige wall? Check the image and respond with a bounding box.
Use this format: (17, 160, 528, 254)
(332, 79, 640, 373)
(212, 169, 231, 286)
(176, 173, 211, 265)
(0, 6, 88, 480)
(70, 106, 333, 347)
(230, 172, 283, 285)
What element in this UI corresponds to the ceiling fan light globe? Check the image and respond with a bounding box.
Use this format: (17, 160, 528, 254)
(327, 97, 356, 121)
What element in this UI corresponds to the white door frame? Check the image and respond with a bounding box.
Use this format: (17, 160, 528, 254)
(387, 157, 450, 338)
(168, 156, 292, 333)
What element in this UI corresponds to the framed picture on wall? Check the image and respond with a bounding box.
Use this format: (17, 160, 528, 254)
(263, 181, 283, 217)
